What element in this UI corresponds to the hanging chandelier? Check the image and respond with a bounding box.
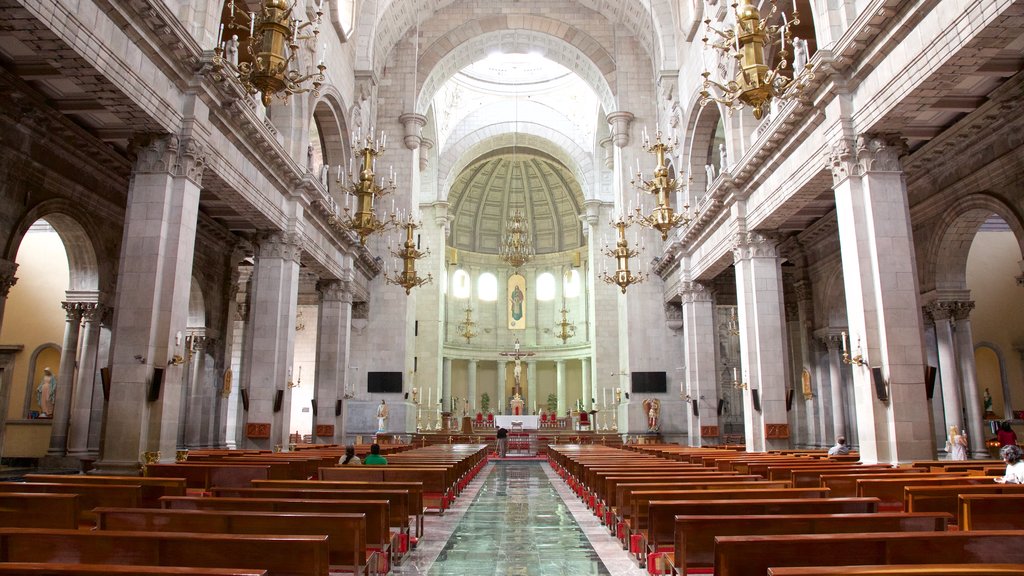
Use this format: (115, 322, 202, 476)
(456, 307, 478, 343)
(384, 213, 432, 294)
(498, 208, 535, 270)
(554, 307, 576, 343)
(600, 216, 648, 293)
(630, 128, 696, 240)
(699, 0, 814, 119)
(213, 0, 327, 107)
(334, 127, 399, 244)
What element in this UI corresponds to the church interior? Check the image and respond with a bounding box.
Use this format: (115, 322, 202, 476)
(0, 0, 1023, 573)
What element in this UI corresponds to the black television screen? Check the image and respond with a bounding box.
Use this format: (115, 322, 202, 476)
(368, 371, 403, 393)
(631, 371, 667, 394)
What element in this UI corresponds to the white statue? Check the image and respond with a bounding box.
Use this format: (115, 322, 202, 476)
(792, 37, 809, 72)
(704, 163, 716, 190)
(36, 367, 56, 417)
(376, 400, 389, 433)
(513, 359, 522, 386)
(719, 143, 728, 173)
(306, 143, 315, 172)
(224, 35, 239, 68)
(319, 164, 329, 186)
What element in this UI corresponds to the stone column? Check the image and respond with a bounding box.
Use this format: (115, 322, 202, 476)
(681, 279, 717, 447)
(0, 259, 17, 329)
(48, 302, 83, 456)
(824, 334, 848, 441)
(556, 360, 567, 415)
(732, 232, 790, 452)
(442, 357, 452, 413)
(785, 297, 811, 446)
(496, 360, 507, 414)
(927, 302, 963, 436)
(952, 302, 987, 458)
(828, 134, 932, 463)
(240, 231, 302, 450)
(66, 302, 105, 458)
(183, 334, 208, 448)
(96, 132, 207, 474)
(581, 357, 592, 412)
(793, 280, 819, 447)
(467, 359, 478, 412)
(314, 280, 351, 445)
(526, 360, 537, 413)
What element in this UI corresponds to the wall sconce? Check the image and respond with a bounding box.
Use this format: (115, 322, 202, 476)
(731, 367, 748, 389)
(287, 366, 301, 389)
(840, 331, 867, 366)
(167, 355, 185, 367)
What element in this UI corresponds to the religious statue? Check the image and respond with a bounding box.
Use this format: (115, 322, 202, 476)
(376, 399, 389, 433)
(984, 388, 994, 417)
(704, 163, 716, 190)
(319, 164, 329, 186)
(643, 398, 661, 432)
(792, 36, 809, 72)
(306, 143, 315, 172)
(224, 35, 239, 67)
(513, 359, 522, 386)
(411, 387, 419, 404)
(36, 367, 56, 418)
(719, 143, 728, 173)
(510, 393, 524, 416)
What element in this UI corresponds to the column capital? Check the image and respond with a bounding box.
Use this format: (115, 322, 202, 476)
(398, 113, 427, 150)
(79, 302, 109, 323)
(255, 231, 303, 264)
(0, 259, 18, 298)
(731, 231, 779, 261)
(606, 111, 635, 148)
(925, 300, 974, 322)
(680, 280, 713, 303)
(793, 279, 812, 303)
(61, 301, 84, 321)
(316, 279, 350, 303)
(129, 133, 207, 184)
(827, 133, 907, 186)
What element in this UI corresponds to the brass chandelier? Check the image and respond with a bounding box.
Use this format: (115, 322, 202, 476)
(498, 208, 535, 270)
(630, 128, 696, 240)
(700, 0, 814, 119)
(335, 128, 399, 244)
(600, 216, 648, 293)
(384, 213, 432, 294)
(213, 0, 327, 106)
(554, 307, 576, 343)
(456, 307, 478, 343)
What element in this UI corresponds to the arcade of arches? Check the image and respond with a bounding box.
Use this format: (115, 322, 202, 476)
(0, 0, 1022, 475)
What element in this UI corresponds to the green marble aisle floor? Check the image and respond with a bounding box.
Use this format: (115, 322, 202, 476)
(427, 461, 611, 576)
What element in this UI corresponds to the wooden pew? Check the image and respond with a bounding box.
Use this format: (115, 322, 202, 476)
(146, 464, 275, 490)
(856, 476, 994, 511)
(768, 565, 1024, 575)
(23, 474, 187, 507)
(789, 467, 923, 488)
(714, 530, 1024, 576)
(821, 473, 966, 498)
(0, 566, 267, 575)
(319, 466, 452, 512)
(0, 482, 140, 525)
(0, 528, 330, 576)
(960, 494, 1024, 531)
(905, 484, 1024, 523)
(0, 493, 78, 529)
(93, 507, 369, 574)
(668, 512, 950, 574)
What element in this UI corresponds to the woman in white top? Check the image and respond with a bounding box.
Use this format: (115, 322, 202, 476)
(947, 425, 968, 461)
(995, 444, 1024, 484)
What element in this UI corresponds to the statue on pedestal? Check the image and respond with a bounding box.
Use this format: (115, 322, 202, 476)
(643, 398, 661, 432)
(376, 400, 389, 433)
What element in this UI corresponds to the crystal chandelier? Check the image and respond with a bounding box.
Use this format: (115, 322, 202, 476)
(600, 215, 648, 293)
(630, 128, 696, 240)
(213, 0, 327, 107)
(456, 307, 478, 343)
(498, 208, 535, 270)
(384, 213, 432, 294)
(554, 307, 576, 343)
(699, 0, 814, 119)
(334, 127, 399, 244)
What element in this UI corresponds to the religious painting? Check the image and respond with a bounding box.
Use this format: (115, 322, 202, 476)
(507, 273, 526, 330)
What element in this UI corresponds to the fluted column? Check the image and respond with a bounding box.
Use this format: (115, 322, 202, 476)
(66, 302, 105, 458)
(48, 302, 83, 456)
(496, 360, 507, 414)
(467, 359, 478, 412)
(556, 360, 567, 415)
(952, 302, 986, 458)
(927, 302, 963, 436)
(824, 334, 848, 440)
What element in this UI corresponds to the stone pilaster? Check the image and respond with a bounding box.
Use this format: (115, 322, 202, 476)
(467, 359, 478, 413)
(442, 357, 452, 413)
(681, 280, 717, 447)
(47, 302, 83, 456)
(828, 133, 931, 463)
(314, 279, 352, 445)
(581, 357, 592, 412)
(496, 360, 507, 413)
(526, 360, 537, 414)
(556, 360, 567, 415)
(67, 302, 107, 458)
(820, 333, 847, 442)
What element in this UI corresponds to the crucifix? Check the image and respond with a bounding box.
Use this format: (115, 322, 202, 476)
(498, 338, 534, 399)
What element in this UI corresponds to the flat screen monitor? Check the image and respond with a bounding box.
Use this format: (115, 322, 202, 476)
(368, 371, 403, 393)
(631, 371, 667, 394)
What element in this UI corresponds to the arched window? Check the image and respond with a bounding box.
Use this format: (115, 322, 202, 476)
(452, 269, 471, 299)
(478, 272, 498, 301)
(536, 272, 556, 301)
(563, 269, 581, 298)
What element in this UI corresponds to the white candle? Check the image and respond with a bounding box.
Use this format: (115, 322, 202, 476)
(841, 331, 848, 353)
(230, 0, 234, 17)
(250, 13, 255, 36)
(733, 367, 739, 382)
(780, 14, 787, 49)
(217, 24, 224, 47)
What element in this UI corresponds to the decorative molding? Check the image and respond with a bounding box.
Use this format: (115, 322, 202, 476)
(256, 231, 303, 264)
(732, 231, 779, 261)
(606, 111, 635, 148)
(765, 423, 790, 439)
(856, 133, 907, 173)
(680, 281, 714, 303)
(317, 279, 346, 303)
(315, 424, 335, 437)
(399, 113, 427, 150)
(246, 422, 271, 439)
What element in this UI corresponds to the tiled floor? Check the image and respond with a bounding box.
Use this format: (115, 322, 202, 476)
(394, 460, 645, 576)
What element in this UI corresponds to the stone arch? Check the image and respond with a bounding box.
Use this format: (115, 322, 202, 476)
(310, 87, 352, 168)
(358, 0, 676, 76)
(4, 200, 102, 293)
(188, 276, 207, 330)
(818, 262, 847, 330)
(922, 192, 1024, 293)
(435, 122, 594, 203)
(414, 26, 617, 116)
(682, 91, 724, 205)
(975, 341, 1012, 421)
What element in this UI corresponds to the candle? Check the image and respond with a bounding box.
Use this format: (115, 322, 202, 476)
(780, 14, 787, 48)
(217, 24, 224, 47)
(733, 367, 739, 382)
(230, 0, 234, 17)
(250, 13, 255, 36)
(701, 45, 707, 71)
(841, 331, 848, 353)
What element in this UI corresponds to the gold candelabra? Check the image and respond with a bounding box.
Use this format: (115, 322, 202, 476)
(554, 307, 576, 343)
(731, 368, 748, 389)
(498, 209, 535, 270)
(212, 0, 327, 107)
(700, 0, 814, 119)
(287, 366, 301, 388)
(335, 129, 399, 244)
(600, 216, 647, 293)
(384, 215, 432, 294)
(840, 331, 867, 366)
(456, 307, 478, 343)
(630, 129, 696, 240)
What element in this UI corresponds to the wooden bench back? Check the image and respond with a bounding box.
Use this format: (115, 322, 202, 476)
(0, 528, 329, 576)
(253, 479, 424, 514)
(0, 482, 140, 524)
(208, 487, 409, 530)
(628, 487, 827, 531)
(960, 494, 1024, 531)
(671, 512, 949, 570)
(822, 473, 964, 498)
(715, 530, 1024, 576)
(905, 484, 1024, 521)
(319, 466, 450, 494)
(789, 467, 922, 488)
(610, 477, 763, 510)
(24, 474, 187, 507)
(146, 464, 273, 490)
(0, 493, 78, 529)
(94, 507, 367, 570)
(857, 477, 993, 510)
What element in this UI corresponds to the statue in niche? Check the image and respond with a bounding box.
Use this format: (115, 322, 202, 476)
(719, 143, 728, 173)
(306, 143, 315, 172)
(224, 35, 239, 67)
(643, 398, 661, 432)
(792, 36, 809, 72)
(36, 367, 56, 417)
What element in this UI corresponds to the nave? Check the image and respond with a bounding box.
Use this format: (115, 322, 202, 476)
(396, 460, 644, 576)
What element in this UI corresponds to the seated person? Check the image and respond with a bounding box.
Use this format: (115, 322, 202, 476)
(340, 444, 361, 465)
(995, 444, 1024, 484)
(363, 443, 388, 465)
(828, 435, 851, 455)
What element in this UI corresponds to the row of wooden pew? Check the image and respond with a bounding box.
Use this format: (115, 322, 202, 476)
(0, 443, 490, 575)
(547, 443, 1024, 575)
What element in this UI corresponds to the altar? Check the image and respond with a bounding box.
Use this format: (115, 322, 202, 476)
(494, 415, 540, 430)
